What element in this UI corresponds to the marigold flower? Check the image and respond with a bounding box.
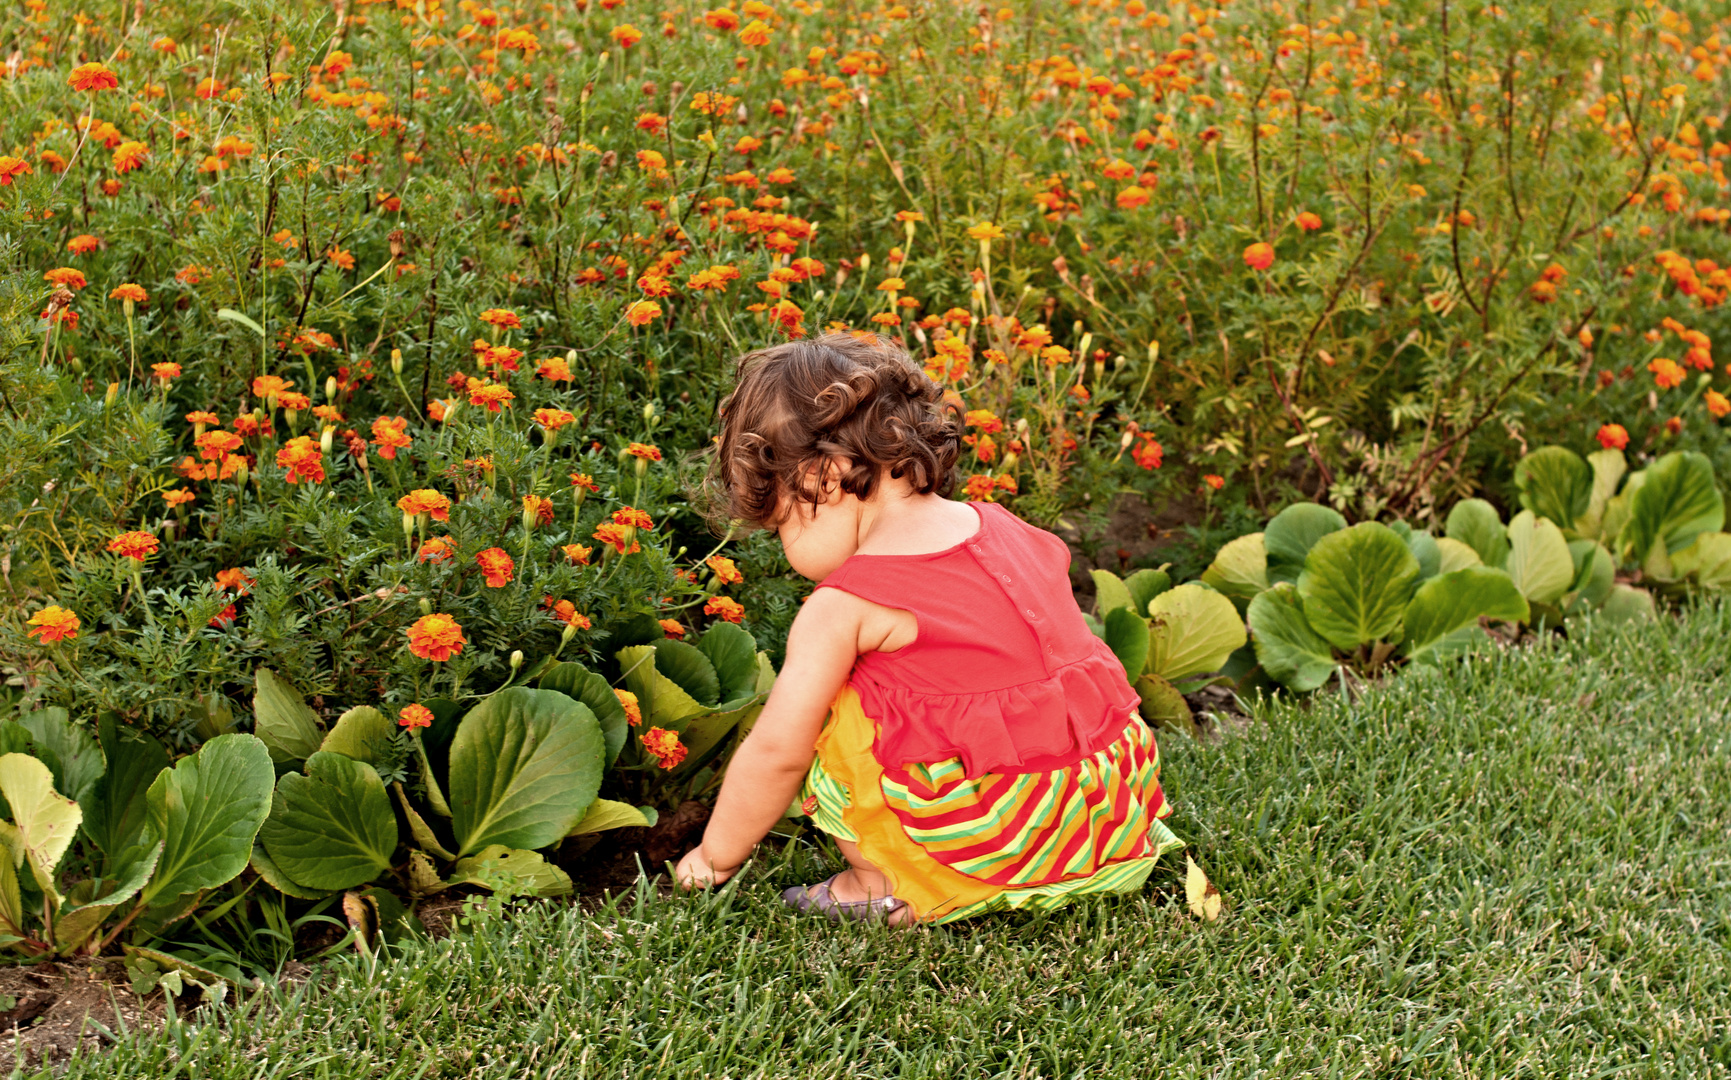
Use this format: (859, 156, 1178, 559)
(1707, 390, 1730, 419)
(278, 392, 311, 412)
(474, 547, 515, 587)
(963, 474, 999, 501)
(967, 222, 1005, 241)
(642, 726, 688, 769)
(1116, 185, 1151, 210)
(523, 494, 555, 527)
(162, 488, 195, 507)
(416, 537, 453, 564)
(0, 156, 33, 186)
(215, 567, 254, 593)
(536, 356, 574, 381)
(26, 606, 80, 644)
(462, 378, 513, 412)
(67, 234, 100, 255)
(44, 267, 87, 291)
(152, 363, 182, 381)
(534, 408, 577, 432)
(196, 430, 243, 460)
(111, 141, 149, 173)
(704, 596, 745, 623)
(399, 704, 434, 730)
(658, 619, 686, 640)
(1666, 416, 1684, 435)
(707, 555, 744, 585)
(610, 23, 644, 47)
(209, 603, 239, 629)
(1242, 242, 1275, 271)
(613, 506, 654, 530)
(964, 409, 1004, 433)
(705, 7, 740, 30)
(185, 411, 221, 429)
(252, 375, 293, 399)
(570, 473, 599, 493)
(1295, 212, 1323, 231)
(549, 599, 592, 629)
(593, 522, 640, 555)
(399, 489, 452, 522)
(277, 436, 326, 484)
(562, 543, 593, 566)
(370, 416, 413, 459)
(616, 689, 643, 727)
(626, 442, 662, 462)
(69, 62, 120, 92)
(1648, 357, 1686, 390)
(407, 613, 467, 662)
(108, 531, 160, 561)
(625, 300, 663, 327)
(1203, 474, 1226, 491)
(738, 19, 772, 45)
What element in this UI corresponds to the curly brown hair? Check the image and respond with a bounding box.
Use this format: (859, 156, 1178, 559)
(706, 333, 962, 529)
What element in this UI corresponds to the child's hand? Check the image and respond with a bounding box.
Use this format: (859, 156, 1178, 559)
(675, 845, 738, 890)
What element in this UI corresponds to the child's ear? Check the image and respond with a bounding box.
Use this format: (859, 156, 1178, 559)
(797, 455, 851, 502)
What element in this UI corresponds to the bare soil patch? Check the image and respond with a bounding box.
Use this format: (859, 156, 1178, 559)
(0, 960, 167, 1072)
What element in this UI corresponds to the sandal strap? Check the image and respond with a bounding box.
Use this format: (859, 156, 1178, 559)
(782, 873, 906, 922)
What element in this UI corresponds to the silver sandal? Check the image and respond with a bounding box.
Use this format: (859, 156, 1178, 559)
(782, 872, 906, 923)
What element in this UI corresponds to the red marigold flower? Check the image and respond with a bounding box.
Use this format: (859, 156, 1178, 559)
(625, 442, 661, 461)
(615, 689, 643, 727)
(625, 300, 663, 327)
(209, 603, 238, 629)
(407, 613, 467, 661)
(108, 530, 160, 561)
(475, 547, 515, 587)
(1594, 423, 1628, 450)
(569, 473, 599, 493)
(1242, 242, 1275, 271)
(0, 156, 33, 185)
(1132, 435, 1164, 470)
(68, 62, 120, 92)
(613, 506, 654, 530)
(642, 726, 688, 769)
(658, 619, 686, 640)
(1648, 357, 1686, 390)
(466, 378, 516, 412)
(478, 308, 521, 330)
(399, 703, 434, 730)
(276, 436, 325, 484)
(593, 522, 640, 554)
(549, 599, 592, 629)
(706, 555, 744, 585)
(1666, 416, 1684, 435)
(704, 596, 745, 623)
(26, 605, 79, 644)
(1295, 212, 1323, 231)
(370, 416, 412, 459)
(534, 408, 577, 432)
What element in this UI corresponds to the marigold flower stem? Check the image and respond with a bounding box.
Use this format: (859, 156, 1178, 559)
(125, 311, 137, 387)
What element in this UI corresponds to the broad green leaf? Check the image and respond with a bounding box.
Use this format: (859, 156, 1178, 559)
(675, 699, 765, 773)
(85, 717, 169, 864)
(1602, 470, 1643, 558)
(319, 707, 396, 766)
(1124, 569, 1172, 615)
(1434, 538, 1483, 574)
(249, 844, 333, 900)
(259, 752, 399, 892)
(1102, 606, 1150, 679)
(697, 622, 760, 705)
(538, 662, 630, 770)
(0, 724, 31, 755)
(253, 669, 323, 764)
(139, 734, 275, 910)
(1403, 529, 1441, 580)
(1133, 674, 1193, 734)
(1402, 567, 1530, 664)
(55, 838, 163, 951)
(0, 846, 20, 939)
(1446, 499, 1509, 569)
(1505, 511, 1575, 606)
(1579, 448, 1628, 539)
(1246, 584, 1337, 692)
(1598, 584, 1656, 623)
(1564, 541, 1616, 612)
(1670, 531, 1731, 591)
(617, 645, 711, 730)
(1296, 523, 1421, 650)
(651, 639, 721, 707)
(1623, 451, 1724, 563)
(448, 688, 604, 857)
(1200, 533, 1268, 613)
(448, 845, 573, 897)
(1147, 583, 1247, 682)
(393, 782, 456, 860)
(569, 799, 655, 836)
(1264, 504, 1347, 585)
(1090, 569, 1134, 617)
(0, 754, 82, 897)
(19, 709, 104, 807)
(1515, 447, 1593, 533)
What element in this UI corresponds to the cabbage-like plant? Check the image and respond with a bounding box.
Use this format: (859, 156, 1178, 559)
(607, 622, 777, 773)
(1089, 569, 1246, 732)
(1212, 511, 1532, 692)
(0, 711, 274, 958)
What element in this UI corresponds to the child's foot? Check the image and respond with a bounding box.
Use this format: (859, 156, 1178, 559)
(782, 872, 912, 924)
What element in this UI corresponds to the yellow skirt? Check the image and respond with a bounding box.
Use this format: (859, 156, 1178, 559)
(799, 686, 1181, 924)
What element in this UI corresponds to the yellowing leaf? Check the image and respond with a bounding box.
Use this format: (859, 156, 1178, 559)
(1185, 853, 1223, 922)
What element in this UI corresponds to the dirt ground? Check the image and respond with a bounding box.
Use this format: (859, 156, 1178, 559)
(0, 959, 166, 1071)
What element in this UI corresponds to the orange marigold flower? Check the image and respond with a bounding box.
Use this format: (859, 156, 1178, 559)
(1242, 242, 1275, 271)
(1203, 474, 1226, 491)
(111, 141, 149, 173)
(1648, 357, 1686, 390)
(68, 62, 120, 92)
(26, 606, 80, 644)
(562, 543, 593, 565)
(1295, 212, 1323, 231)
(252, 374, 293, 399)
(209, 603, 238, 629)
(67, 234, 100, 255)
(610, 23, 644, 47)
(1131, 436, 1164, 470)
(534, 408, 577, 432)
(475, 547, 515, 587)
(479, 308, 521, 329)
(151, 363, 182, 381)
(704, 596, 745, 623)
(642, 726, 688, 769)
(549, 599, 592, 629)
(215, 567, 254, 593)
(185, 410, 221, 427)
(625, 300, 663, 327)
(108, 530, 160, 561)
(615, 688, 643, 727)
(613, 506, 654, 530)
(398, 489, 452, 521)
(162, 488, 195, 506)
(370, 416, 412, 459)
(466, 378, 516, 412)
(418, 537, 455, 563)
(399, 704, 434, 730)
(536, 356, 574, 381)
(593, 522, 640, 554)
(1116, 185, 1151, 210)
(196, 430, 243, 460)
(967, 222, 1005, 241)
(0, 156, 33, 185)
(1666, 416, 1684, 435)
(570, 473, 599, 493)
(523, 494, 555, 526)
(1707, 390, 1731, 419)
(278, 391, 311, 412)
(44, 267, 87, 291)
(658, 619, 686, 640)
(705, 7, 740, 30)
(277, 436, 325, 484)
(706, 555, 744, 584)
(406, 613, 467, 662)
(963, 474, 998, 501)
(738, 19, 772, 45)
(626, 442, 662, 461)
(964, 409, 1004, 434)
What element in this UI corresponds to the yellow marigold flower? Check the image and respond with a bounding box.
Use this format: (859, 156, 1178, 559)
(26, 606, 80, 644)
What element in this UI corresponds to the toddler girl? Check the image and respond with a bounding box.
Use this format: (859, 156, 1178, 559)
(675, 334, 1181, 924)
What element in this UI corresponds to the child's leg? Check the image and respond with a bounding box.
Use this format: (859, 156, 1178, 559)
(829, 838, 916, 925)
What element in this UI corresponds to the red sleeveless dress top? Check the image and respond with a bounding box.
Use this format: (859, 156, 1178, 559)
(813, 502, 1139, 779)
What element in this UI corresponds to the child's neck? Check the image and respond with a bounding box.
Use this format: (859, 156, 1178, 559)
(853, 483, 981, 557)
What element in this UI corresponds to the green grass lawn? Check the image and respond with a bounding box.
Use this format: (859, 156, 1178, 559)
(35, 605, 1731, 1079)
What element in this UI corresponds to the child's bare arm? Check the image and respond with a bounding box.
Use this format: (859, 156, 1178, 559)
(679, 589, 859, 883)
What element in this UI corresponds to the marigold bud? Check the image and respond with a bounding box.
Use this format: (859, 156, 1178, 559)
(391, 348, 403, 375)
(324, 375, 337, 401)
(419, 597, 432, 615)
(510, 649, 524, 673)
(320, 426, 335, 456)
(105, 382, 119, 407)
